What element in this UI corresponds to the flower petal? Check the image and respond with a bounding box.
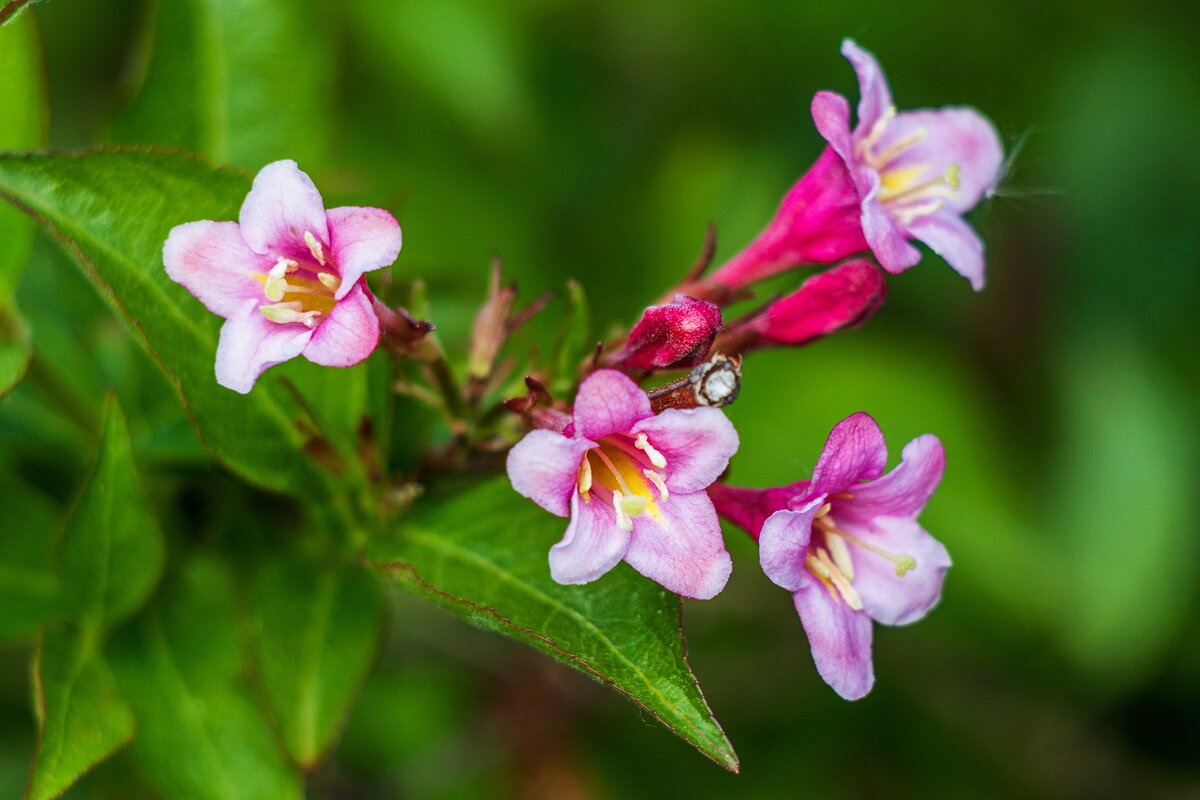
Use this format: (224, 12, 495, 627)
(326, 206, 403, 301)
(905, 211, 986, 291)
(632, 407, 738, 493)
(811, 91, 855, 163)
(624, 491, 732, 599)
(572, 369, 652, 441)
(239, 160, 329, 258)
(844, 516, 951, 627)
(860, 175, 922, 273)
(708, 482, 805, 540)
(760, 260, 886, 346)
(883, 107, 1003, 214)
(507, 430, 595, 517)
(841, 39, 893, 138)
(793, 572, 875, 700)
(301, 279, 380, 367)
(840, 434, 945, 524)
(758, 502, 819, 592)
(214, 301, 314, 394)
(548, 493, 631, 585)
(163, 220, 272, 317)
(810, 412, 888, 497)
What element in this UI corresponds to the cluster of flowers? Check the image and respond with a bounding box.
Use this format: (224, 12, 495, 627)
(164, 41, 1002, 700)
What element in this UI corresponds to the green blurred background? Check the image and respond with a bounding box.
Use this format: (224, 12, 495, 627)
(2, 0, 1199, 796)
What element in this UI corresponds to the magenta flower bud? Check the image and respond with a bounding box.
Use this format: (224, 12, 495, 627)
(609, 295, 723, 372)
(708, 39, 1003, 292)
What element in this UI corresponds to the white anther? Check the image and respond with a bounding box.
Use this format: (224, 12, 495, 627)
(318, 272, 340, 291)
(260, 301, 321, 328)
(642, 469, 669, 501)
(304, 231, 326, 265)
(577, 457, 592, 498)
(621, 493, 647, 518)
(264, 257, 297, 302)
(634, 433, 667, 469)
(826, 532, 855, 581)
(612, 491, 633, 531)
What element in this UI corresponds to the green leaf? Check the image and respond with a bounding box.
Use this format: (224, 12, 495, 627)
(0, 465, 66, 642)
(114, 0, 333, 169)
(111, 557, 304, 800)
(251, 558, 384, 768)
(369, 476, 739, 772)
(27, 623, 135, 800)
(0, 0, 48, 28)
(58, 396, 163, 626)
(0, 12, 46, 397)
(0, 149, 326, 497)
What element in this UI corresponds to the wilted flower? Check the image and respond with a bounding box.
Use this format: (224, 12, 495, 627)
(709, 412, 950, 699)
(506, 369, 737, 599)
(709, 39, 1003, 291)
(164, 160, 402, 393)
(608, 295, 723, 372)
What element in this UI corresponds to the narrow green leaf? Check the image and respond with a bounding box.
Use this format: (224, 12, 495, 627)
(550, 279, 591, 396)
(0, 0, 48, 28)
(0, 149, 326, 497)
(27, 623, 135, 800)
(111, 557, 304, 800)
(57, 396, 163, 625)
(369, 477, 739, 772)
(114, 0, 333, 169)
(251, 558, 384, 768)
(0, 12, 46, 396)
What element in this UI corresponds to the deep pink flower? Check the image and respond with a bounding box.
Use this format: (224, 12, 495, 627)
(708, 412, 950, 699)
(506, 369, 738, 599)
(709, 40, 1003, 291)
(609, 295, 723, 372)
(164, 160, 402, 393)
(720, 260, 885, 353)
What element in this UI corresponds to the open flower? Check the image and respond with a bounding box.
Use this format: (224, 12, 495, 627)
(506, 369, 737, 599)
(709, 39, 1003, 291)
(708, 412, 950, 699)
(164, 160, 402, 393)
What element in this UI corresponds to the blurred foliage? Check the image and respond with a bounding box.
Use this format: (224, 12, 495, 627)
(1, 0, 1198, 797)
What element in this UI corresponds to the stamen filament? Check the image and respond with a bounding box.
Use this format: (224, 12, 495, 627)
(592, 448, 635, 498)
(825, 526, 917, 577)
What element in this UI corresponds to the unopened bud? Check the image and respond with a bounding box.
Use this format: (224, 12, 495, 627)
(609, 295, 722, 372)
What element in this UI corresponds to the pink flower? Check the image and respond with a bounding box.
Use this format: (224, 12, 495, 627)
(608, 295, 723, 372)
(506, 369, 738, 599)
(164, 160, 402, 393)
(709, 40, 1003, 291)
(708, 412, 950, 699)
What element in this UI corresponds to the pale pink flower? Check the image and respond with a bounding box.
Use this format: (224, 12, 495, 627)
(164, 160, 402, 393)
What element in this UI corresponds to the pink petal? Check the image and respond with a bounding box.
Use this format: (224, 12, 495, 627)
(840, 39, 893, 139)
(214, 301, 314, 394)
(239, 160, 329, 259)
(326, 206, 403, 301)
(883, 108, 1003, 214)
(507, 430, 595, 517)
(859, 176, 922, 274)
(610, 296, 722, 371)
(548, 493, 632, 585)
(302, 279, 380, 367)
(793, 572, 875, 700)
(811, 91, 856, 163)
(758, 502, 820, 592)
(839, 434, 945, 524)
(843, 516, 951, 627)
(707, 482, 804, 541)
(572, 369, 652, 441)
(905, 212, 986, 291)
(760, 260, 886, 346)
(163, 221, 272, 318)
(632, 407, 738, 493)
(810, 412, 888, 497)
(624, 491, 732, 600)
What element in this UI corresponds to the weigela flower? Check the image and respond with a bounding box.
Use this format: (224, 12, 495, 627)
(710, 39, 1003, 291)
(718, 260, 885, 353)
(506, 369, 738, 599)
(609, 295, 723, 372)
(708, 412, 950, 699)
(164, 160, 402, 393)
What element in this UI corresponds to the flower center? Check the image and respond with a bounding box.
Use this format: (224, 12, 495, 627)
(576, 433, 669, 531)
(255, 231, 342, 328)
(855, 105, 961, 225)
(804, 502, 917, 608)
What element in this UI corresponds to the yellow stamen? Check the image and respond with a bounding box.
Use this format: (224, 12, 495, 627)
(826, 532, 855, 581)
(825, 526, 917, 577)
(318, 272, 340, 291)
(576, 456, 592, 501)
(305, 231, 326, 265)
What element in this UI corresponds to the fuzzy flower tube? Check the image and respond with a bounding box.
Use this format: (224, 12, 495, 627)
(708, 39, 1004, 292)
(709, 412, 950, 699)
(507, 369, 738, 599)
(164, 160, 403, 393)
